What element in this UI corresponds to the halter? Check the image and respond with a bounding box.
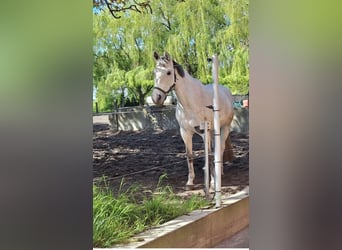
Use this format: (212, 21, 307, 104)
(153, 66, 178, 95)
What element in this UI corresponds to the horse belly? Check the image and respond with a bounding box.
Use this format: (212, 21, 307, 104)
(175, 105, 205, 134)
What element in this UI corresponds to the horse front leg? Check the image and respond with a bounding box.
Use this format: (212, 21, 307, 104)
(180, 128, 195, 190)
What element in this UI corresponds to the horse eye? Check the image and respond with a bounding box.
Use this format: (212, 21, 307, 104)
(167, 71, 171, 75)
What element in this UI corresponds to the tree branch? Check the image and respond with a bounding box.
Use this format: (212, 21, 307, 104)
(94, 0, 152, 19)
(159, 7, 172, 31)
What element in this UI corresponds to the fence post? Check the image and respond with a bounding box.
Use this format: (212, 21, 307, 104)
(95, 102, 99, 113)
(212, 55, 222, 208)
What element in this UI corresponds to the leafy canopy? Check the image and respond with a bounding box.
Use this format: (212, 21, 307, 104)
(93, 0, 249, 111)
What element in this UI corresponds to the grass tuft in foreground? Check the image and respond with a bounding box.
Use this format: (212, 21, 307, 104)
(93, 176, 208, 248)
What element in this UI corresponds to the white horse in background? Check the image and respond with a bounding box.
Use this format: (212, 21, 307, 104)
(152, 51, 235, 190)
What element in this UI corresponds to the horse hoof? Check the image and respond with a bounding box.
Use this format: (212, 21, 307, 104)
(185, 185, 195, 191)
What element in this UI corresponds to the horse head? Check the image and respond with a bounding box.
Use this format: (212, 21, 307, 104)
(152, 51, 184, 105)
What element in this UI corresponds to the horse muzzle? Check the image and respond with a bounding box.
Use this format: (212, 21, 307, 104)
(152, 89, 166, 105)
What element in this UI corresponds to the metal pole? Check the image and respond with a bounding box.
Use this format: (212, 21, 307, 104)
(212, 55, 222, 208)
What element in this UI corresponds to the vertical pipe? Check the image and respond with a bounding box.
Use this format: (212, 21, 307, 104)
(212, 55, 222, 208)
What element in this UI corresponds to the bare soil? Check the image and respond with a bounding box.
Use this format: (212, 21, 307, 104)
(93, 124, 249, 197)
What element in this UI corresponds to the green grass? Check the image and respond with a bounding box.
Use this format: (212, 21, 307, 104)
(93, 176, 208, 248)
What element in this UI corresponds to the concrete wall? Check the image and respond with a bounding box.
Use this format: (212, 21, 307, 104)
(93, 105, 249, 134)
(139, 197, 249, 248)
(114, 106, 177, 131)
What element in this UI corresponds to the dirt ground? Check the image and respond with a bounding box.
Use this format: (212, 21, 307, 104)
(93, 123, 249, 198)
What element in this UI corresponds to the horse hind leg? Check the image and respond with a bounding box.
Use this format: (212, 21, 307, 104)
(221, 127, 235, 175)
(209, 154, 215, 191)
(203, 130, 215, 191)
(223, 135, 235, 163)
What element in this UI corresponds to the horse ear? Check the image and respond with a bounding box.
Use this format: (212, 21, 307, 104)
(153, 51, 159, 61)
(164, 51, 171, 61)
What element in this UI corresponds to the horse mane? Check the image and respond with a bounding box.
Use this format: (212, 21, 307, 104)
(173, 60, 185, 78)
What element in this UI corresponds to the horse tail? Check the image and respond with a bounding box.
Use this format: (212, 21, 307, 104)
(223, 135, 235, 162)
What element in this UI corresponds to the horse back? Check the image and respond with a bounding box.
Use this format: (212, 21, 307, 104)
(203, 84, 234, 119)
(175, 83, 234, 134)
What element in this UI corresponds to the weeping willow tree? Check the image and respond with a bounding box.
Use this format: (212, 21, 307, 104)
(217, 0, 249, 94)
(93, 0, 249, 111)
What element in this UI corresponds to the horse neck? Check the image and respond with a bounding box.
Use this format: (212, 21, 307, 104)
(174, 71, 204, 110)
